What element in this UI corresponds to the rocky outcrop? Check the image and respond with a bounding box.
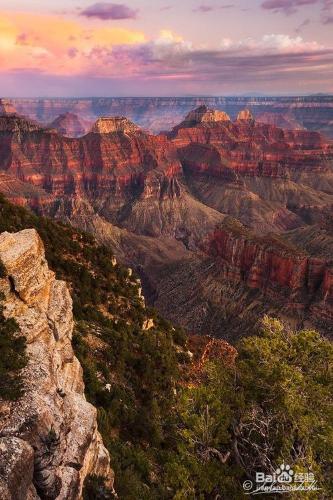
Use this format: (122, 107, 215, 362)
(236, 109, 254, 121)
(0, 229, 113, 499)
(0, 115, 44, 134)
(184, 106, 231, 124)
(91, 117, 140, 134)
(0, 99, 17, 116)
(0, 437, 36, 500)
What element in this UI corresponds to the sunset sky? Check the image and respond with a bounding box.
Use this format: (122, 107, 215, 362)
(0, 0, 333, 96)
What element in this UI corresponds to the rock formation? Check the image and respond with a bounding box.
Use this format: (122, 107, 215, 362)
(0, 99, 16, 116)
(91, 116, 140, 134)
(236, 109, 254, 121)
(0, 229, 113, 499)
(184, 105, 231, 124)
(256, 112, 303, 130)
(205, 221, 333, 322)
(0, 115, 44, 134)
(49, 113, 93, 138)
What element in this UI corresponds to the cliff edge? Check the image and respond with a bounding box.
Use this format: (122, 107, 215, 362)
(0, 229, 113, 499)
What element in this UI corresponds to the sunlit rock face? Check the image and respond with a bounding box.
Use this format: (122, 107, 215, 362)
(0, 99, 17, 116)
(184, 105, 231, 124)
(0, 229, 113, 500)
(236, 109, 254, 121)
(91, 116, 141, 134)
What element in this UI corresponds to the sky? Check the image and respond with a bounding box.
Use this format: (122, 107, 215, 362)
(0, 0, 332, 96)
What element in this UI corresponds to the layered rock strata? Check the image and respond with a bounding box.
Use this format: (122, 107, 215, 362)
(205, 223, 333, 322)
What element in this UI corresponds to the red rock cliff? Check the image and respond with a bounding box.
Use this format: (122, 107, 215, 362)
(170, 107, 332, 179)
(205, 221, 333, 321)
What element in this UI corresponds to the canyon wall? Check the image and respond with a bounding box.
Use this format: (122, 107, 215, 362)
(205, 223, 333, 323)
(0, 229, 113, 499)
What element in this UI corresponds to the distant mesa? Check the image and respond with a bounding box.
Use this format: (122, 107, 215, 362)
(184, 105, 231, 124)
(256, 112, 304, 130)
(0, 99, 17, 116)
(91, 116, 140, 134)
(237, 109, 254, 121)
(50, 112, 93, 138)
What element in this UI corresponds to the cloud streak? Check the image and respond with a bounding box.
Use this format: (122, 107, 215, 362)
(193, 4, 234, 12)
(321, 0, 333, 22)
(261, 0, 319, 15)
(261, 0, 333, 25)
(295, 18, 310, 32)
(80, 2, 138, 20)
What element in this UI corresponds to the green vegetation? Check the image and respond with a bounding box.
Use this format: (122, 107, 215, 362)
(171, 316, 333, 498)
(0, 195, 331, 498)
(0, 289, 27, 400)
(0, 195, 185, 496)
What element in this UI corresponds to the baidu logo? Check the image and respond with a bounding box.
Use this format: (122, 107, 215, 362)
(243, 463, 320, 495)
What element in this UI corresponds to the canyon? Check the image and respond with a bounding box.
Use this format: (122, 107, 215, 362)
(0, 103, 332, 339)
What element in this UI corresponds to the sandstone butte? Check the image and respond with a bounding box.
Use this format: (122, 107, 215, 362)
(0, 229, 114, 500)
(91, 116, 141, 134)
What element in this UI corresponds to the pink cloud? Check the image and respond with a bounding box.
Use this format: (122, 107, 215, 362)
(79, 33, 333, 91)
(80, 3, 138, 20)
(67, 47, 78, 58)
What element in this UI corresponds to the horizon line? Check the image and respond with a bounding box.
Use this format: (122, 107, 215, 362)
(1, 94, 333, 99)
